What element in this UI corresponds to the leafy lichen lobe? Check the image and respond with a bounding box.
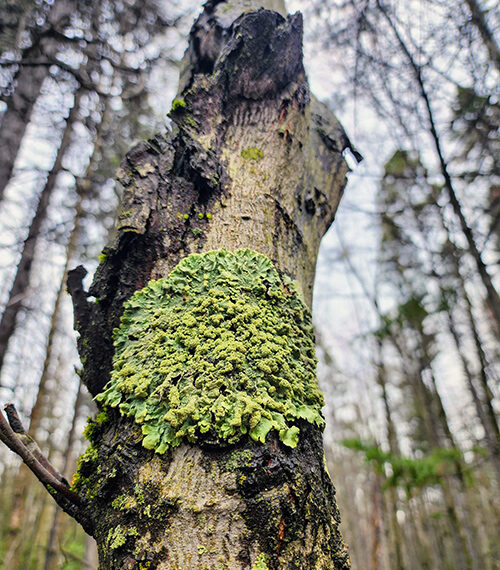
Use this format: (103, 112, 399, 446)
(97, 249, 324, 453)
(252, 553, 270, 569)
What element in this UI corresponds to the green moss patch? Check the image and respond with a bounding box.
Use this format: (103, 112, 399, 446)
(252, 553, 269, 569)
(97, 249, 324, 453)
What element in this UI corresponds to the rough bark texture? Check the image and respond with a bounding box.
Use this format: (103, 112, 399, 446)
(70, 1, 353, 567)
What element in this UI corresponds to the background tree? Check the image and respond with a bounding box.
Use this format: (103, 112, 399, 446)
(303, 2, 500, 567)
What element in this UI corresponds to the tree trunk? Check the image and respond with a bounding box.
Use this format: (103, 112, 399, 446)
(0, 43, 49, 201)
(446, 309, 500, 488)
(369, 471, 383, 570)
(67, 1, 353, 567)
(0, 0, 74, 202)
(0, 88, 83, 376)
(3, 91, 105, 566)
(455, 259, 500, 448)
(375, 342, 404, 570)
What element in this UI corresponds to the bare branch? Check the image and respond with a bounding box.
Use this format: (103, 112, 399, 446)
(0, 406, 81, 507)
(0, 403, 94, 534)
(4, 403, 69, 485)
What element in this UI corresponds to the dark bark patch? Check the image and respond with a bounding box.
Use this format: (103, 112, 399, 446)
(214, 422, 350, 569)
(218, 10, 305, 101)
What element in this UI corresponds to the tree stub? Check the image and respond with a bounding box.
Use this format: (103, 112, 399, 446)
(69, 2, 353, 568)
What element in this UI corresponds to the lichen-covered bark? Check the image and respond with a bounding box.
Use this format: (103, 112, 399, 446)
(75, 413, 348, 569)
(69, 1, 354, 567)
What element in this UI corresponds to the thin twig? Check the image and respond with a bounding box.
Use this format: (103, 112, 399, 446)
(0, 407, 81, 505)
(4, 403, 69, 485)
(0, 404, 94, 534)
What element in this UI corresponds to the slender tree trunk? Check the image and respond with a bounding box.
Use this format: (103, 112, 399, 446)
(345, 257, 476, 567)
(370, 471, 383, 570)
(411, 372, 471, 569)
(44, 379, 87, 570)
(417, 342, 477, 569)
(437, 211, 500, 446)
(66, 1, 353, 567)
(429, 208, 500, 490)
(0, 88, 83, 375)
(0, 0, 74, 202)
(386, 328, 473, 570)
(29, 217, 82, 434)
(457, 265, 500, 442)
(5, 183, 84, 566)
(375, 341, 405, 570)
(30, 90, 109, 433)
(425, 385, 478, 570)
(406, 494, 435, 570)
(446, 309, 500, 488)
(464, 0, 500, 72)
(9, 92, 108, 565)
(0, 44, 49, 201)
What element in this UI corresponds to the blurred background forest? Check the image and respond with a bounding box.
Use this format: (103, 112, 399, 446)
(0, 0, 498, 568)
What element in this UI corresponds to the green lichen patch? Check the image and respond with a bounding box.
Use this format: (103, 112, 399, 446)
(97, 249, 324, 453)
(71, 411, 111, 493)
(252, 553, 269, 569)
(172, 98, 186, 111)
(241, 147, 264, 161)
(107, 525, 139, 550)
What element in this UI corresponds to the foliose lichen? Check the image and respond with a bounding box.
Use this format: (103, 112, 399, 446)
(96, 249, 324, 453)
(252, 553, 269, 569)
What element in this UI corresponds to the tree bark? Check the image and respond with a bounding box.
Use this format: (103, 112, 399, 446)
(67, 1, 353, 567)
